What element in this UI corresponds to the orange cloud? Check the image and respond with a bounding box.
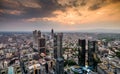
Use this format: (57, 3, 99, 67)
(9, 10, 25, 15)
(25, 2, 120, 26)
(21, 1, 41, 8)
(25, 18, 43, 22)
(0, 10, 4, 13)
(46, 2, 120, 25)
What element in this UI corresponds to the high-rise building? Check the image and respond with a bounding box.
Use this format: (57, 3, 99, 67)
(33, 30, 38, 49)
(56, 58, 64, 74)
(38, 38, 46, 54)
(88, 41, 95, 67)
(88, 40, 98, 71)
(33, 30, 46, 54)
(38, 30, 41, 38)
(54, 33, 64, 74)
(50, 29, 54, 54)
(57, 33, 63, 58)
(78, 39, 86, 66)
(54, 34, 57, 59)
(54, 33, 63, 59)
(51, 29, 54, 39)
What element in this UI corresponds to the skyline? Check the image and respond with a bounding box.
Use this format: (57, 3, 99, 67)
(0, 0, 120, 32)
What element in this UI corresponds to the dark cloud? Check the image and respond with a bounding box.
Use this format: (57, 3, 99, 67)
(111, 0, 120, 3)
(0, 0, 120, 21)
(0, 0, 21, 10)
(71, 0, 86, 7)
(80, 1, 87, 6)
(88, 0, 106, 11)
(88, 0, 120, 11)
(0, 0, 61, 21)
(57, 0, 87, 7)
(88, 4, 101, 10)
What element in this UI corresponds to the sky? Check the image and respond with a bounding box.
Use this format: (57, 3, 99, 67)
(0, 0, 120, 32)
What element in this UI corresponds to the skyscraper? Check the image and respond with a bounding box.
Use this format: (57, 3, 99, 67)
(57, 33, 63, 58)
(88, 41, 95, 67)
(33, 30, 46, 54)
(38, 38, 46, 54)
(54, 34, 57, 59)
(51, 29, 54, 39)
(54, 33, 63, 58)
(88, 40, 98, 71)
(54, 33, 64, 74)
(33, 30, 38, 49)
(56, 58, 64, 74)
(78, 39, 86, 67)
(38, 30, 41, 38)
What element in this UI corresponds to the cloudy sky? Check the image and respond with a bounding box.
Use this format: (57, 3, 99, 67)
(0, 0, 120, 32)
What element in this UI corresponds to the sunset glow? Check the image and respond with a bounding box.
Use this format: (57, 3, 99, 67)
(0, 0, 120, 32)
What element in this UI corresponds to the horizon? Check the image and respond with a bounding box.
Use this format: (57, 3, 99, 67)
(0, 28, 120, 33)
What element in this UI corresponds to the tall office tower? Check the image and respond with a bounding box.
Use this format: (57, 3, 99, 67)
(88, 41, 94, 67)
(78, 39, 86, 66)
(55, 33, 64, 74)
(54, 34, 57, 59)
(88, 40, 98, 71)
(51, 29, 54, 39)
(51, 29, 54, 49)
(38, 38, 46, 54)
(56, 58, 64, 74)
(54, 33, 63, 59)
(38, 30, 41, 38)
(33, 30, 38, 49)
(57, 33, 63, 58)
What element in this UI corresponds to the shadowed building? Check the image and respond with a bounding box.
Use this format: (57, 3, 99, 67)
(38, 31, 41, 38)
(54, 33, 63, 59)
(54, 33, 64, 74)
(56, 58, 64, 74)
(54, 34, 57, 59)
(38, 38, 46, 54)
(88, 40, 98, 71)
(51, 29, 54, 39)
(78, 39, 86, 67)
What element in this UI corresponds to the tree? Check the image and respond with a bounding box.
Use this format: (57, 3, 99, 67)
(64, 60, 77, 67)
(115, 51, 120, 59)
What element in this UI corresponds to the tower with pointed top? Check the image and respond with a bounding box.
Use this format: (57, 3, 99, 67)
(51, 29, 54, 39)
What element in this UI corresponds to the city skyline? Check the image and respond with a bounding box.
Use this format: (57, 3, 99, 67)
(0, 0, 120, 32)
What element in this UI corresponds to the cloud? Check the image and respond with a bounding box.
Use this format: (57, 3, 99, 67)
(88, 4, 101, 10)
(25, 2, 120, 26)
(0, 0, 21, 10)
(18, 0, 41, 8)
(25, 18, 43, 22)
(0, 0, 120, 26)
(25, 8, 82, 25)
(56, 0, 87, 7)
(0, 0, 60, 21)
(0, 9, 25, 15)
